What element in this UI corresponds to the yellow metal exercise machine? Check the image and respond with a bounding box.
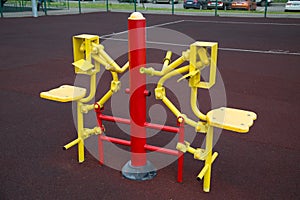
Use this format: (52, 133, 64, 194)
(140, 41, 257, 192)
(40, 12, 256, 193)
(40, 34, 129, 162)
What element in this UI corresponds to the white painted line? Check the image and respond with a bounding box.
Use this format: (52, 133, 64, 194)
(100, 18, 299, 39)
(100, 30, 128, 39)
(184, 19, 300, 26)
(100, 19, 185, 39)
(220, 47, 300, 56)
(101, 37, 300, 56)
(149, 19, 185, 28)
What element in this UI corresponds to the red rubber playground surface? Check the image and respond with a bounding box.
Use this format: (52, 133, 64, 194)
(1, 13, 300, 199)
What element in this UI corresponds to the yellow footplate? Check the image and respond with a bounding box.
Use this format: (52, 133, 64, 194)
(40, 85, 86, 102)
(206, 107, 257, 133)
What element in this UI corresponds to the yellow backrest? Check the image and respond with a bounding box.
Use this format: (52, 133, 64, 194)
(189, 42, 218, 89)
(72, 34, 99, 74)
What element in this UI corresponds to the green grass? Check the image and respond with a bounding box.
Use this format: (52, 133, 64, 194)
(3, 0, 300, 15)
(66, 2, 294, 15)
(65, 2, 299, 16)
(273, 0, 287, 3)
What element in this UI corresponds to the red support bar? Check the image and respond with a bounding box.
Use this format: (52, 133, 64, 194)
(144, 144, 180, 156)
(98, 135, 104, 165)
(144, 122, 179, 133)
(177, 118, 185, 183)
(99, 134, 179, 156)
(96, 106, 105, 165)
(98, 113, 179, 133)
(100, 135, 131, 146)
(98, 114, 130, 125)
(96, 106, 185, 182)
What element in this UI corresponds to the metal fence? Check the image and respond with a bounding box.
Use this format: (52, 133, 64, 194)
(1, 0, 299, 18)
(0, 0, 68, 17)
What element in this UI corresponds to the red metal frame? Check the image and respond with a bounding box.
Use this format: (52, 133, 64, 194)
(95, 107, 185, 182)
(95, 13, 185, 182)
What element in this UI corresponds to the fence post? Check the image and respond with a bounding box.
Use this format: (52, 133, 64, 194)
(106, 0, 108, 11)
(134, 0, 136, 12)
(78, 0, 81, 14)
(43, 0, 47, 15)
(214, 0, 218, 16)
(172, 0, 174, 15)
(21, 0, 25, 11)
(0, 0, 3, 18)
(264, 0, 268, 18)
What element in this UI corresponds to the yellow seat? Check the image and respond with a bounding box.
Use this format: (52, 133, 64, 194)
(40, 85, 86, 102)
(206, 107, 257, 133)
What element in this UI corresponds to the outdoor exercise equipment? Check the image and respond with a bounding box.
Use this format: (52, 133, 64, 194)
(40, 12, 257, 192)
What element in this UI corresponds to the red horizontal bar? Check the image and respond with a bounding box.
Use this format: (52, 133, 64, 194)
(144, 144, 180, 156)
(100, 135, 131, 146)
(99, 135, 179, 156)
(98, 114, 179, 133)
(98, 114, 130, 125)
(144, 122, 179, 133)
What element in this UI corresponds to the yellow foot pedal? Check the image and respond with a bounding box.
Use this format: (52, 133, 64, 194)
(40, 85, 86, 102)
(207, 107, 257, 133)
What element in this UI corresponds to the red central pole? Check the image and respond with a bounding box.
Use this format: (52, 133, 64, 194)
(128, 12, 147, 167)
(122, 12, 156, 181)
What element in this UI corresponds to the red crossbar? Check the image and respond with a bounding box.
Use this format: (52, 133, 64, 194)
(95, 107, 185, 182)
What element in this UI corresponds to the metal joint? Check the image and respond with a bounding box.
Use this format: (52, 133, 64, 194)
(154, 87, 165, 99)
(111, 80, 121, 92)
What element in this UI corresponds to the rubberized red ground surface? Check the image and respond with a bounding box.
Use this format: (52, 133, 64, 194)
(1, 13, 299, 199)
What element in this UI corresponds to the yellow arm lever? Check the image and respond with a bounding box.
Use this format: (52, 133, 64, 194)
(92, 54, 110, 68)
(92, 43, 129, 73)
(140, 51, 188, 76)
(95, 71, 120, 109)
(90, 44, 124, 109)
(155, 66, 206, 132)
(157, 65, 189, 88)
(162, 51, 172, 70)
(177, 68, 199, 83)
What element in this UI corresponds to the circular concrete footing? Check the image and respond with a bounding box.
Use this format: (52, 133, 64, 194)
(122, 160, 157, 181)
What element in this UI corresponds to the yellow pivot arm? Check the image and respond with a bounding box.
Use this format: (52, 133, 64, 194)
(154, 65, 206, 133)
(95, 71, 120, 109)
(92, 43, 129, 73)
(140, 50, 189, 77)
